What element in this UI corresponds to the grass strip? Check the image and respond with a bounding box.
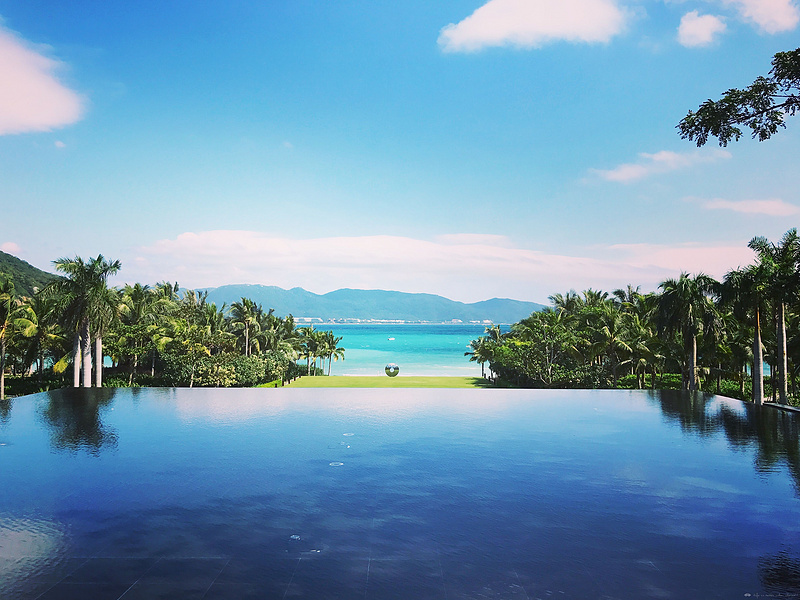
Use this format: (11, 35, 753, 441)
(285, 376, 492, 388)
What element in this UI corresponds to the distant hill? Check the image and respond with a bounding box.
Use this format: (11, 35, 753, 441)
(0, 251, 59, 297)
(205, 284, 544, 323)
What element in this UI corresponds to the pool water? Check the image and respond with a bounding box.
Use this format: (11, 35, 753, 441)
(1, 388, 800, 599)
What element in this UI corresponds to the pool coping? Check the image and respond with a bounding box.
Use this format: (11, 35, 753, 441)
(764, 401, 800, 413)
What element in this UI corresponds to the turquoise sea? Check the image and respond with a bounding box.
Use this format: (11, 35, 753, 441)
(314, 323, 494, 376)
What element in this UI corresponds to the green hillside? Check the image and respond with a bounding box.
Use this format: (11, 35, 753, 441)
(0, 251, 59, 296)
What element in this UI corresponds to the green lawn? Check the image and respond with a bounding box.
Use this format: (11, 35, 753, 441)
(285, 376, 493, 388)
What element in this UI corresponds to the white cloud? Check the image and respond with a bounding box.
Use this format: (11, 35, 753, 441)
(0, 25, 84, 135)
(54, 140, 65, 148)
(592, 149, 731, 182)
(1, 241, 21, 254)
(437, 0, 628, 52)
(678, 11, 726, 46)
(702, 197, 800, 215)
(723, 0, 799, 33)
(122, 231, 756, 304)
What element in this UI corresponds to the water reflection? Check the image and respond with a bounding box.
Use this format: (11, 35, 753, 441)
(655, 391, 800, 493)
(656, 390, 721, 437)
(0, 398, 10, 424)
(39, 388, 118, 455)
(759, 550, 800, 596)
(0, 517, 67, 596)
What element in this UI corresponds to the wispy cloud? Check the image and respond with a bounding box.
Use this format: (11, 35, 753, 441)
(592, 149, 731, 182)
(607, 242, 755, 275)
(0, 25, 84, 135)
(678, 11, 726, 46)
(123, 231, 756, 303)
(434, 234, 513, 247)
(701, 197, 800, 216)
(437, 0, 628, 53)
(723, 0, 799, 33)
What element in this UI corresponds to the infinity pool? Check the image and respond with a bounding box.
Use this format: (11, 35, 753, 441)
(1, 388, 800, 599)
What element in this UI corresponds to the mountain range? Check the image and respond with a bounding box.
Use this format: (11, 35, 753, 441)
(204, 284, 543, 323)
(0, 252, 543, 322)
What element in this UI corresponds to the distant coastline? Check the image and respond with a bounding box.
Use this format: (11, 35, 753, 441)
(205, 284, 544, 324)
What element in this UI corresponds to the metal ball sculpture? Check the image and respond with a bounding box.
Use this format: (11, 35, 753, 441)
(385, 363, 400, 377)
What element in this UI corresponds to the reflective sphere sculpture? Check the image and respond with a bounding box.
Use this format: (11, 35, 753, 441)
(385, 363, 400, 377)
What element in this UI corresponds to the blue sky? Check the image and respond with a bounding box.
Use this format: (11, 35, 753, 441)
(0, 0, 798, 303)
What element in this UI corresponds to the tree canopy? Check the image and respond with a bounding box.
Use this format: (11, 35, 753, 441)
(678, 48, 800, 146)
(470, 230, 800, 406)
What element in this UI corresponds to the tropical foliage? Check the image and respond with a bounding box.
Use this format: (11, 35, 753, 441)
(0, 256, 345, 394)
(678, 48, 800, 146)
(470, 230, 800, 406)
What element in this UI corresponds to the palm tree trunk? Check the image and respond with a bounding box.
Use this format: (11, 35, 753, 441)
(740, 363, 746, 398)
(688, 334, 697, 392)
(95, 336, 103, 387)
(73, 332, 81, 388)
(753, 307, 764, 405)
(129, 353, 139, 386)
(777, 302, 788, 404)
(1, 339, 6, 400)
(770, 358, 776, 403)
(81, 320, 91, 388)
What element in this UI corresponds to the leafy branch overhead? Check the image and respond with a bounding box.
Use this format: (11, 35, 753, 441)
(678, 48, 800, 146)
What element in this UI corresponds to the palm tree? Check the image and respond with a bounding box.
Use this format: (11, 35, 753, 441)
(230, 298, 260, 357)
(44, 255, 122, 387)
(153, 281, 180, 304)
(322, 331, 345, 375)
(622, 311, 660, 389)
(549, 290, 582, 315)
(298, 326, 323, 375)
(115, 283, 163, 385)
(722, 264, 771, 404)
(657, 273, 718, 392)
(612, 284, 641, 307)
(0, 278, 21, 399)
(749, 229, 800, 404)
(589, 301, 631, 387)
(465, 337, 492, 378)
(200, 302, 234, 355)
(15, 292, 65, 384)
(582, 288, 609, 308)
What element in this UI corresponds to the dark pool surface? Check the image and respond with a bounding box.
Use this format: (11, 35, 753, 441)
(2, 388, 800, 599)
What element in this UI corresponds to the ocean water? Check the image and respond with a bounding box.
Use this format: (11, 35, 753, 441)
(313, 323, 492, 376)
